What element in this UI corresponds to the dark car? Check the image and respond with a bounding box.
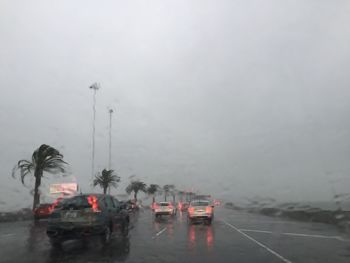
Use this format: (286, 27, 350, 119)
(46, 194, 129, 247)
(34, 203, 53, 220)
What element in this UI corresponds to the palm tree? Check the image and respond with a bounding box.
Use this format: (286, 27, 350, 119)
(178, 190, 184, 202)
(163, 184, 174, 201)
(12, 144, 67, 211)
(147, 184, 160, 203)
(170, 187, 177, 203)
(126, 180, 147, 201)
(93, 169, 120, 194)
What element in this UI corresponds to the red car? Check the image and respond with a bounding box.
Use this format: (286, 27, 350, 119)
(33, 197, 65, 220)
(33, 203, 53, 220)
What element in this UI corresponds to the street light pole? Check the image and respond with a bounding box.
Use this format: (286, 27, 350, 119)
(108, 108, 114, 170)
(89, 83, 100, 183)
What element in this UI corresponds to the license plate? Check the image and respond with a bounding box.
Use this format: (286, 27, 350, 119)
(64, 211, 78, 219)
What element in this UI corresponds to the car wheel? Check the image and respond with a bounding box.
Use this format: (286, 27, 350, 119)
(100, 226, 112, 245)
(49, 238, 62, 248)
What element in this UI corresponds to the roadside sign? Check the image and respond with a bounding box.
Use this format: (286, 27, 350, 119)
(50, 183, 77, 195)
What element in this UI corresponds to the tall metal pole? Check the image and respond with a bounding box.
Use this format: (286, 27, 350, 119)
(108, 109, 114, 170)
(89, 83, 100, 183)
(107, 108, 114, 194)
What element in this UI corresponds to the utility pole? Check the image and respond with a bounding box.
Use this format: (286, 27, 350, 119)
(89, 83, 100, 183)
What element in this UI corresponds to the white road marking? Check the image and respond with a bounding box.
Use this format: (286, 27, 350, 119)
(239, 228, 346, 241)
(152, 227, 167, 239)
(228, 219, 297, 225)
(222, 220, 292, 263)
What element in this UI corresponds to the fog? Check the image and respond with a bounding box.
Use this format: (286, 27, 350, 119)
(1, 0, 350, 210)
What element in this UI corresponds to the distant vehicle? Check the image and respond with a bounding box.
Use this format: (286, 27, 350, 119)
(46, 194, 129, 247)
(120, 200, 133, 212)
(188, 200, 214, 225)
(33, 203, 53, 220)
(154, 202, 176, 218)
(178, 202, 189, 212)
(213, 199, 221, 206)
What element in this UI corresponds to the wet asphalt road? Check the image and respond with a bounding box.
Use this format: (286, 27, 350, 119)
(1, 207, 350, 263)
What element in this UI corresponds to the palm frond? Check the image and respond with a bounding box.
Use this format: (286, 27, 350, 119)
(93, 169, 120, 193)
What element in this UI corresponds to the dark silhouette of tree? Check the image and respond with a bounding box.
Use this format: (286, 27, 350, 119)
(126, 180, 147, 201)
(163, 184, 175, 201)
(147, 184, 160, 203)
(93, 169, 120, 194)
(12, 144, 67, 212)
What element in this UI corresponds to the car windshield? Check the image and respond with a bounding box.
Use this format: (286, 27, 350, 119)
(1, 1, 350, 263)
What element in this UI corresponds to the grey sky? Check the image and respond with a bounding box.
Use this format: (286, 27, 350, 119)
(1, 0, 350, 210)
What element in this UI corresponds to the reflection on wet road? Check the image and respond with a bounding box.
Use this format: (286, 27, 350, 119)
(0, 207, 350, 262)
(187, 222, 214, 251)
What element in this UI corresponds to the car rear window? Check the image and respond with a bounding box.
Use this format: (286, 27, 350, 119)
(56, 196, 91, 210)
(191, 201, 209, 206)
(160, 203, 170, 206)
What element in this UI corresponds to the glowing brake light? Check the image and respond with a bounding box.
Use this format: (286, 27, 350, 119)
(87, 195, 100, 212)
(188, 207, 194, 214)
(206, 206, 212, 214)
(153, 203, 159, 209)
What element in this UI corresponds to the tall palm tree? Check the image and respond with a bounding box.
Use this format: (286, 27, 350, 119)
(177, 190, 184, 202)
(147, 184, 160, 203)
(170, 187, 177, 203)
(163, 184, 174, 201)
(12, 144, 67, 211)
(126, 180, 147, 201)
(93, 169, 120, 194)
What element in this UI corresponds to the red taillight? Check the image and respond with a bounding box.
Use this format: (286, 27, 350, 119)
(87, 195, 100, 212)
(188, 207, 194, 214)
(154, 204, 159, 209)
(51, 197, 62, 211)
(206, 206, 212, 214)
(168, 204, 173, 209)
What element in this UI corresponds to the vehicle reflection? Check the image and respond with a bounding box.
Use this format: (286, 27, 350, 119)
(177, 211, 187, 223)
(48, 236, 130, 263)
(187, 224, 214, 252)
(26, 220, 48, 252)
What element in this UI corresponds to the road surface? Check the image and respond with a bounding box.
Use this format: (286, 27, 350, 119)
(0, 207, 349, 263)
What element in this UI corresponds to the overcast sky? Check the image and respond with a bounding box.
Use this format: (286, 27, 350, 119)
(1, 0, 350, 210)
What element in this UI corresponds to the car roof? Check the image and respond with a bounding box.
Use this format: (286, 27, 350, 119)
(62, 193, 117, 199)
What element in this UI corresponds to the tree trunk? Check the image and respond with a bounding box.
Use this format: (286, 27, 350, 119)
(173, 194, 175, 204)
(164, 193, 167, 201)
(32, 170, 42, 211)
(134, 191, 137, 201)
(152, 195, 155, 203)
(103, 187, 107, 194)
